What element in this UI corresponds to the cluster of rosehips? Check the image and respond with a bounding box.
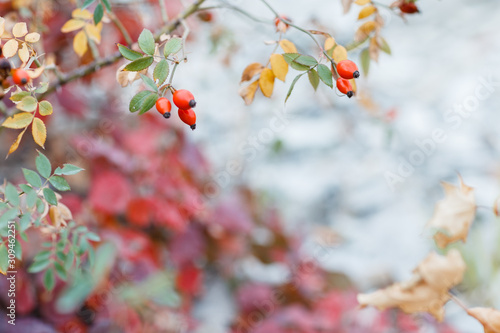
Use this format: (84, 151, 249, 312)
(0, 47, 31, 91)
(335, 59, 359, 98)
(156, 89, 197, 130)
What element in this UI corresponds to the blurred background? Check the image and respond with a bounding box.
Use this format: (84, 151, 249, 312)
(1, 0, 500, 332)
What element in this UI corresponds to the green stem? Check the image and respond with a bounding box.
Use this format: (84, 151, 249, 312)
(109, 12, 133, 45)
(168, 62, 179, 85)
(159, 0, 169, 24)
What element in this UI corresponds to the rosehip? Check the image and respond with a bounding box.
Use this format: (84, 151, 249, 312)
(173, 89, 196, 109)
(399, 2, 419, 14)
(336, 60, 360, 79)
(156, 97, 172, 119)
(197, 11, 213, 22)
(336, 78, 354, 98)
(274, 15, 291, 33)
(12, 69, 29, 85)
(178, 108, 196, 130)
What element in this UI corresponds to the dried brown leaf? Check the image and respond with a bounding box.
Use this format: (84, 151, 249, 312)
(241, 63, 264, 83)
(467, 307, 500, 333)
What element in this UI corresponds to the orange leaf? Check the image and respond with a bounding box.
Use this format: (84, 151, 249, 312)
(259, 68, 275, 98)
(239, 80, 259, 105)
(355, 21, 378, 41)
(7, 127, 27, 156)
(241, 63, 264, 83)
(467, 308, 500, 333)
(358, 5, 376, 19)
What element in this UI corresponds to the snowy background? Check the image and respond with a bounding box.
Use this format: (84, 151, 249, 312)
(173, 0, 500, 331)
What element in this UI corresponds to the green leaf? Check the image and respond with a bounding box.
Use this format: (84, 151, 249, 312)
(5, 183, 19, 206)
(129, 90, 158, 113)
(54, 164, 84, 176)
(64, 250, 74, 270)
(101, 0, 112, 11)
(33, 250, 51, 262)
(123, 56, 154, 72)
(38, 101, 53, 116)
(19, 213, 31, 231)
(139, 92, 158, 115)
(36, 151, 51, 178)
(16, 96, 38, 112)
(35, 82, 49, 94)
(44, 269, 55, 291)
(153, 59, 169, 85)
(43, 188, 57, 206)
(360, 47, 370, 75)
(140, 74, 158, 92)
(163, 37, 182, 57)
(49, 176, 70, 192)
(82, 0, 96, 9)
(86, 232, 101, 242)
(378, 37, 391, 55)
(294, 55, 318, 67)
(308, 69, 320, 91)
(36, 198, 45, 214)
(54, 262, 67, 281)
(0, 208, 18, 225)
(22, 168, 42, 188)
(285, 73, 305, 103)
(14, 239, 22, 260)
(0, 244, 8, 273)
(282, 53, 312, 71)
(10, 91, 30, 102)
(93, 3, 104, 25)
(138, 29, 155, 55)
(117, 44, 142, 61)
(28, 257, 50, 273)
(317, 64, 333, 88)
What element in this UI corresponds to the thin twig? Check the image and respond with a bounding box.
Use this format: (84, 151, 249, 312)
(39, 0, 206, 99)
(109, 12, 133, 45)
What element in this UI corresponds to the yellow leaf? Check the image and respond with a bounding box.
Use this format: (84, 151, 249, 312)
(12, 22, 28, 37)
(241, 62, 264, 83)
(369, 37, 379, 62)
(355, 21, 378, 41)
(72, 9, 93, 20)
(25, 32, 40, 43)
(2, 39, 19, 58)
(358, 5, 376, 19)
(2, 112, 33, 129)
(32, 117, 46, 148)
(279, 39, 297, 53)
(239, 80, 259, 106)
(467, 308, 500, 333)
(73, 30, 88, 57)
(269, 54, 288, 82)
(85, 23, 102, 43)
(27, 66, 45, 79)
(332, 45, 348, 63)
(61, 19, 86, 33)
(0, 17, 5, 36)
(324, 37, 336, 51)
(350, 79, 357, 93)
(38, 101, 53, 116)
(259, 68, 275, 98)
(358, 249, 466, 322)
(18, 42, 29, 64)
(7, 127, 27, 156)
(426, 177, 476, 248)
(355, 0, 371, 5)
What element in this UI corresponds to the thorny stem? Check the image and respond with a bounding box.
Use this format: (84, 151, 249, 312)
(39, 0, 207, 99)
(109, 12, 133, 45)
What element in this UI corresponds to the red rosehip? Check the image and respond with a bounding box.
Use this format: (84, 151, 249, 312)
(12, 69, 29, 85)
(178, 108, 196, 130)
(336, 60, 360, 80)
(399, 2, 419, 14)
(156, 97, 172, 118)
(336, 78, 354, 98)
(197, 11, 214, 22)
(173, 89, 196, 109)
